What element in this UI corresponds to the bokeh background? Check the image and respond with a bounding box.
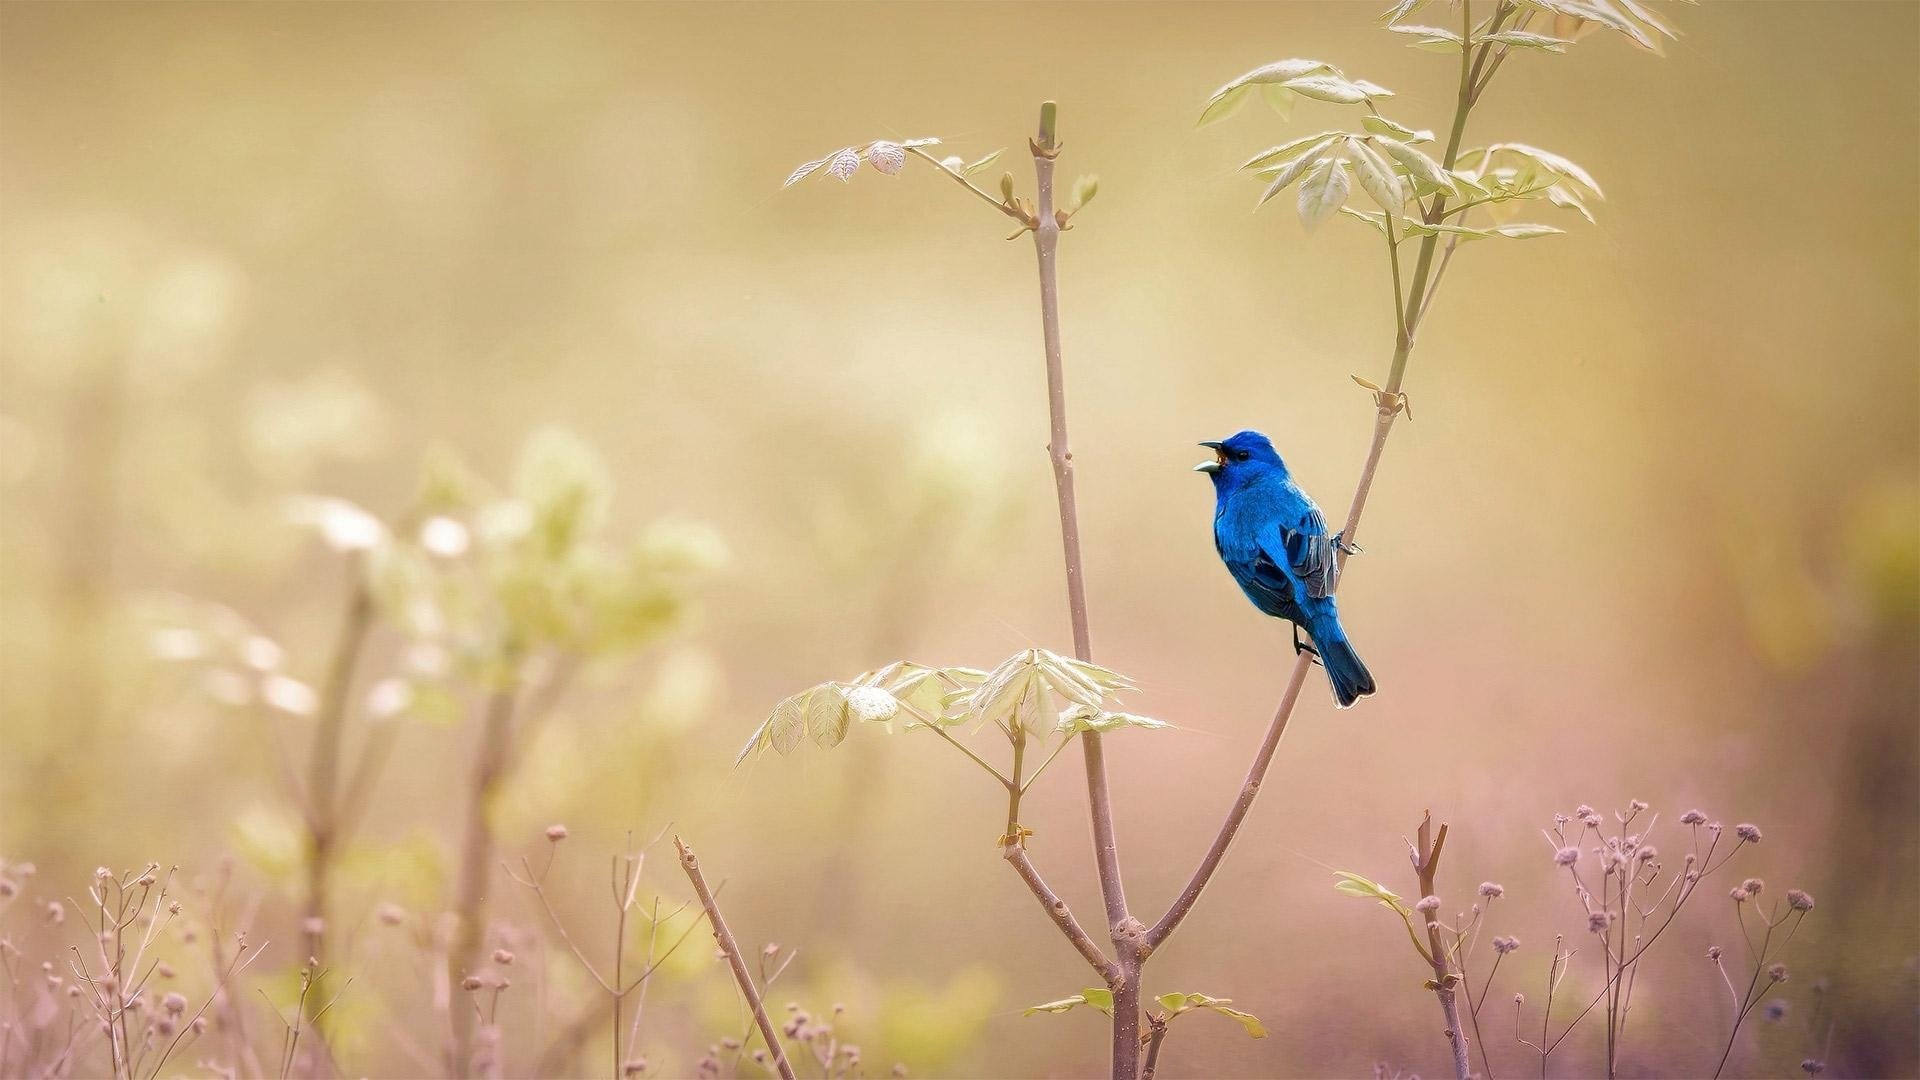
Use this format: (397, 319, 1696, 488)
(3, 2, 1916, 1077)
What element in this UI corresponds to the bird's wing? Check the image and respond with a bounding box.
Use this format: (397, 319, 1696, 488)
(1256, 503, 1337, 602)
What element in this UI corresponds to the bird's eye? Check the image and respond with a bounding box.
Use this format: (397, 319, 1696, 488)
(1234, 450, 1249, 461)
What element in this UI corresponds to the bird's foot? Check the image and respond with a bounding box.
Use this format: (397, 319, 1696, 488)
(1291, 628, 1323, 666)
(1333, 530, 1363, 556)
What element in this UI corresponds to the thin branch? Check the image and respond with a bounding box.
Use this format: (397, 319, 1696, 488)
(674, 839, 796, 1080)
(904, 145, 1029, 223)
(1003, 845, 1120, 984)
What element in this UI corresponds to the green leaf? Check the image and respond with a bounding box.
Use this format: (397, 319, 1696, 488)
(1205, 1003, 1269, 1039)
(1337, 206, 1389, 236)
(1546, 184, 1596, 223)
(1280, 74, 1389, 105)
(1241, 130, 1344, 172)
(1485, 142, 1604, 197)
(1386, 23, 1464, 50)
(1057, 704, 1171, 734)
(806, 683, 852, 749)
(1070, 174, 1099, 210)
(1346, 137, 1405, 221)
(511, 428, 612, 560)
(1488, 223, 1565, 239)
(1157, 993, 1190, 1014)
(1296, 158, 1350, 232)
(1377, 137, 1457, 197)
(1254, 139, 1338, 208)
(1024, 988, 1114, 1017)
(1333, 871, 1408, 911)
(1199, 59, 1338, 125)
(962, 149, 1005, 176)
(1482, 29, 1573, 51)
(1361, 115, 1434, 144)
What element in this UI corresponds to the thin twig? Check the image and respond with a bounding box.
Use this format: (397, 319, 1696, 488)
(674, 839, 796, 1080)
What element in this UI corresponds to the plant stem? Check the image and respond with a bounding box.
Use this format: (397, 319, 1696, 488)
(674, 839, 796, 1080)
(1413, 814, 1472, 1080)
(1149, 0, 1506, 959)
(302, 576, 376, 1031)
(1023, 99, 1140, 1079)
(1140, 1014, 1170, 1080)
(447, 683, 518, 1073)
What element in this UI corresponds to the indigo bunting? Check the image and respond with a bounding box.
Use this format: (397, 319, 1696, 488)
(1196, 430, 1376, 708)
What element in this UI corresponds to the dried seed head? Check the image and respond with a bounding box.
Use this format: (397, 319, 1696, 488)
(462, 975, 484, 991)
(492, 949, 514, 965)
(1493, 936, 1521, 955)
(1575, 804, 1597, 820)
(1735, 823, 1762, 843)
(163, 992, 188, 1015)
(157, 962, 175, 979)
(1513, 993, 1524, 1006)
(167, 900, 181, 915)
(1765, 1000, 1789, 1022)
(1638, 846, 1659, 862)
(1801, 1060, 1826, 1075)
(1787, 889, 1815, 912)
(1414, 895, 1441, 914)
(1708, 945, 1723, 961)
(1731, 888, 1750, 903)
(44, 901, 64, 925)
(1479, 882, 1505, 899)
(1742, 878, 1765, 896)
(191, 1016, 207, 1034)
(302, 916, 325, 937)
(1680, 809, 1708, 825)
(545, 824, 569, 842)
(1587, 910, 1611, 934)
(720, 1037, 741, 1050)
(378, 903, 406, 926)
(153, 1016, 176, 1038)
(1554, 847, 1580, 866)
(866, 141, 906, 176)
(763, 943, 780, 957)
(1769, 963, 1789, 983)
(1628, 799, 1648, 812)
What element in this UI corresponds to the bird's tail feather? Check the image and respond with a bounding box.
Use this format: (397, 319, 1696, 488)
(1314, 628, 1376, 709)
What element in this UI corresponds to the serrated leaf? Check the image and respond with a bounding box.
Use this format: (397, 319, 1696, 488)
(1256, 141, 1336, 208)
(783, 157, 829, 188)
(1036, 655, 1105, 707)
(1281, 74, 1380, 105)
(1057, 704, 1171, 734)
(1483, 29, 1573, 50)
(1241, 130, 1344, 172)
(962, 149, 1005, 176)
(1199, 59, 1338, 125)
(1338, 205, 1389, 236)
(1347, 137, 1405, 221)
(806, 684, 851, 748)
(1487, 142, 1604, 197)
(1489, 222, 1565, 239)
(1024, 988, 1114, 1017)
(1361, 115, 1433, 144)
(866, 141, 905, 175)
(1296, 158, 1350, 232)
(1378, 137, 1457, 196)
(826, 148, 860, 182)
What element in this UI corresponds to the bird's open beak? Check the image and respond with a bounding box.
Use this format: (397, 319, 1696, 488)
(1194, 440, 1225, 474)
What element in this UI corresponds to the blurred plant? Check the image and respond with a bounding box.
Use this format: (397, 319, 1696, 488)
(0, 861, 265, 1080)
(1710, 880, 1816, 1077)
(503, 826, 707, 1079)
(150, 428, 720, 1069)
(1338, 802, 1813, 1079)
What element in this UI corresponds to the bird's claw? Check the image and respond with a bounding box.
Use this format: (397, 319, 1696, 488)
(1333, 531, 1363, 557)
(1291, 628, 1323, 666)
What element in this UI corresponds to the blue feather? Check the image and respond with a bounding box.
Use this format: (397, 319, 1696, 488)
(1201, 430, 1376, 708)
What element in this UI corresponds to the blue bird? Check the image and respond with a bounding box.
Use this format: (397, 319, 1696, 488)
(1196, 430, 1376, 708)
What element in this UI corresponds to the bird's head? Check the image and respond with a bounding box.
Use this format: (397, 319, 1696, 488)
(1194, 429, 1285, 488)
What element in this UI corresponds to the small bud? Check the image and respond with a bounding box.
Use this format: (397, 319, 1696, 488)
(545, 824, 569, 842)
(999, 173, 1015, 201)
(462, 975, 484, 991)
